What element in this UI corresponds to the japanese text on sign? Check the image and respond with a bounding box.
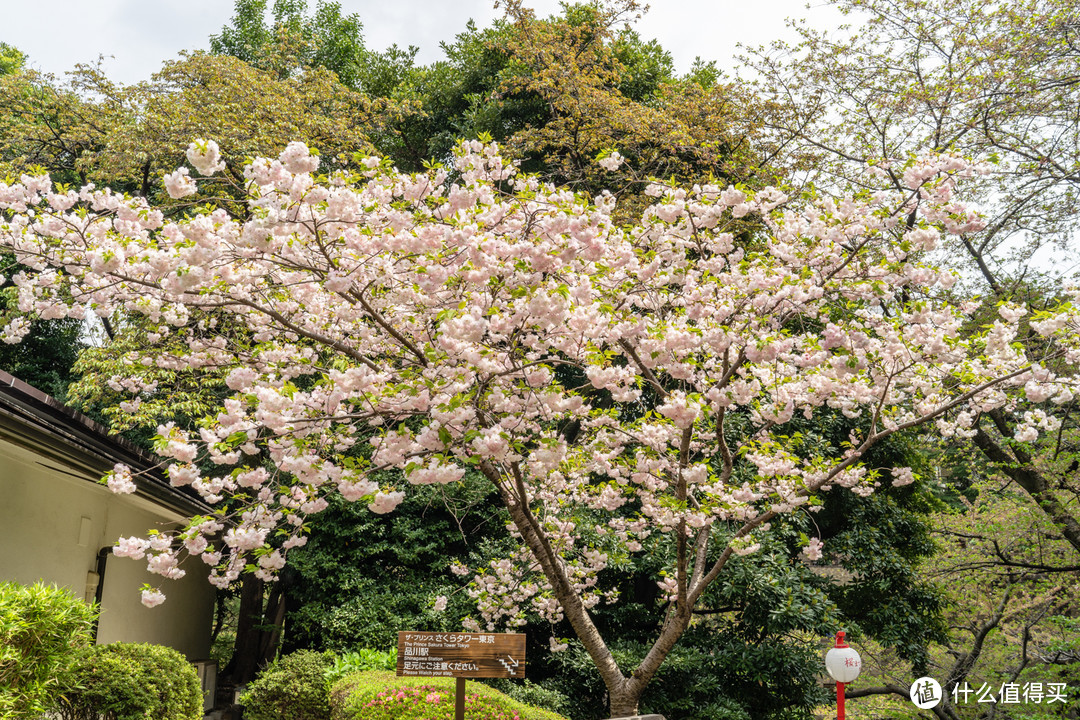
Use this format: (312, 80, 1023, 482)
(396, 631, 526, 679)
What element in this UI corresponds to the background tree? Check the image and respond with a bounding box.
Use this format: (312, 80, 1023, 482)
(0, 277, 82, 399)
(0, 54, 406, 200)
(491, 1, 769, 201)
(0, 45, 85, 397)
(744, 8, 1080, 715)
(746, 0, 1080, 585)
(849, 470, 1079, 719)
(207, 0, 773, 217)
(281, 476, 497, 653)
(748, 0, 1080, 289)
(0, 43, 25, 77)
(209, 0, 383, 93)
(391, 1, 773, 219)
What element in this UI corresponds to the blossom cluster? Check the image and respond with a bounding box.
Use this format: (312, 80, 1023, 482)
(0, 139, 1074, 615)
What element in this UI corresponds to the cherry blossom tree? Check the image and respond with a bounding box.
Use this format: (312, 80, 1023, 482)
(0, 137, 1076, 715)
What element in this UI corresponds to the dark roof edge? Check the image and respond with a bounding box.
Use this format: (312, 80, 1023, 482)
(0, 369, 214, 518)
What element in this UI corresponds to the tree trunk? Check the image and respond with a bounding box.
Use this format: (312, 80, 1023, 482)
(210, 589, 227, 647)
(482, 459, 697, 720)
(608, 687, 641, 718)
(223, 574, 265, 685)
(257, 584, 287, 664)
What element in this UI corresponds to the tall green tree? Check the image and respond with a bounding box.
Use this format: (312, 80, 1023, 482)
(0, 53, 403, 200)
(0, 43, 25, 76)
(0, 44, 84, 396)
(207, 0, 774, 215)
(378, 1, 774, 210)
(210, 0, 369, 88)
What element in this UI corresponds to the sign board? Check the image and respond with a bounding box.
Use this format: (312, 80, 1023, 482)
(396, 632, 526, 679)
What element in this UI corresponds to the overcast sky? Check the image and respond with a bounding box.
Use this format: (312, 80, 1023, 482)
(2, 0, 844, 84)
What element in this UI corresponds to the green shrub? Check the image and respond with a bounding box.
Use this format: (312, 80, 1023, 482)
(56, 642, 202, 720)
(326, 648, 398, 685)
(0, 580, 97, 718)
(330, 671, 570, 720)
(482, 679, 573, 718)
(241, 650, 335, 720)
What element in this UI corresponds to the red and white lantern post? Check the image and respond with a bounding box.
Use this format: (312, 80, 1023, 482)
(824, 631, 862, 719)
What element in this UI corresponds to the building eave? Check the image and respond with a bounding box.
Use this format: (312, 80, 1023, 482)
(0, 369, 213, 519)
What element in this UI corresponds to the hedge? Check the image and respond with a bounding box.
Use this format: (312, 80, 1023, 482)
(55, 642, 203, 720)
(240, 650, 335, 720)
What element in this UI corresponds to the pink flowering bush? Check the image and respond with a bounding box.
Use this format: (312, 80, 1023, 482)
(329, 672, 567, 720)
(1, 137, 1076, 714)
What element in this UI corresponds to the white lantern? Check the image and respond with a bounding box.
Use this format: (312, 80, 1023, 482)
(825, 644, 862, 683)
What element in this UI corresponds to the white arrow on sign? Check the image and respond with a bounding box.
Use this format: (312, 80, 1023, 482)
(497, 655, 519, 675)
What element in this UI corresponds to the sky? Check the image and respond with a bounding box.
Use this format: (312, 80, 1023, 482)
(2, 0, 845, 85)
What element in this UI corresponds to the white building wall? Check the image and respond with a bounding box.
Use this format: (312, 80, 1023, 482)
(0, 438, 215, 660)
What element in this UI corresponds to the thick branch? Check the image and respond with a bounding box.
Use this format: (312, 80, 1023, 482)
(617, 338, 668, 398)
(945, 585, 1012, 691)
(971, 422, 1080, 555)
(353, 288, 429, 367)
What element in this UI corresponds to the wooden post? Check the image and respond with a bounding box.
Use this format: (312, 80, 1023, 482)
(456, 676, 466, 720)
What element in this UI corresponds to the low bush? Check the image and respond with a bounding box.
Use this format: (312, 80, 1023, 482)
(482, 679, 574, 718)
(326, 648, 398, 685)
(0, 581, 97, 718)
(56, 642, 202, 720)
(241, 650, 335, 720)
(330, 671, 569, 720)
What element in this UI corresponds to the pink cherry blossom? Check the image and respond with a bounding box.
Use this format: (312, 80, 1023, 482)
(113, 536, 151, 559)
(105, 464, 136, 494)
(549, 636, 569, 652)
(163, 168, 197, 199)
(140, 588, 166, 608)
(598, 151, 624, 171)
(890, 467, 917, 487)
(802, 537, 825, 561)
(368, 491, 405, 515)
(186, 139, 225, 176)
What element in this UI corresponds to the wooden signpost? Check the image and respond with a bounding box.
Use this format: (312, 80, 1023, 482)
(397, 631, 526, 720)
